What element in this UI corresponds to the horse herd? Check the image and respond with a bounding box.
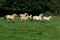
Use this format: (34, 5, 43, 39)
(4, 12, 52, 22)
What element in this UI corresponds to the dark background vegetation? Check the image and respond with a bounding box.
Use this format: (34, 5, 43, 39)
(0, 0, 60, 16)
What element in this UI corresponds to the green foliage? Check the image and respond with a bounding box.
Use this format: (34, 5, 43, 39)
(0, 0, 50, 11)
(0, 0, 60, 14)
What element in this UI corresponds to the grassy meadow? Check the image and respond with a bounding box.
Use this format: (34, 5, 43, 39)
(0, 17, 60, 40)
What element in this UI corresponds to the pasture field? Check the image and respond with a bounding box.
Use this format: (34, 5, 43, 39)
(0, 17, 60, 40)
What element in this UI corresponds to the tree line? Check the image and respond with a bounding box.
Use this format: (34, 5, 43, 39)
(0, 0, 60, 15)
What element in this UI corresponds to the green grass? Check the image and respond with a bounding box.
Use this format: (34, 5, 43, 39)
(0, 17, 60, 40)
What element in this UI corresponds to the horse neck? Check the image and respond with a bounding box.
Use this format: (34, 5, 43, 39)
(12, 15, 16, 17)
(49, 17, 51, 18)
